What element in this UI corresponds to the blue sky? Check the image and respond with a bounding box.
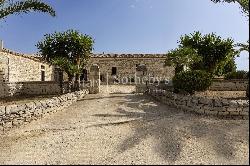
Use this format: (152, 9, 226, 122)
(0, 0, 249, 70)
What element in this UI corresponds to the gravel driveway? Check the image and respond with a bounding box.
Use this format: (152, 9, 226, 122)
(0, 92, 249, 165)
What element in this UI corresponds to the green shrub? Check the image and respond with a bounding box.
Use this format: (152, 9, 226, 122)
(225, 70, 249, 80)
(173, 70, 212, 94)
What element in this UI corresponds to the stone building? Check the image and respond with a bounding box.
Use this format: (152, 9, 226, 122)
(0, 44, 175, 97)
(88, 54, 174, 84)
(0, 49, 57, 83)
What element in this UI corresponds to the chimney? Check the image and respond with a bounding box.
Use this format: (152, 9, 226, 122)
(0, 40, 3, 51)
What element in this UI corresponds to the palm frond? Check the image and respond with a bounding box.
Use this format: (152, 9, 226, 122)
(0, 0, 55, 20)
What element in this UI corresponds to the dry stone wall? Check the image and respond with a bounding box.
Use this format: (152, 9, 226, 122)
(0, 89, 89, 133)
(209, 79, 249, 91)
(146, 85, 249, 119)
(0, 81, 62, 98)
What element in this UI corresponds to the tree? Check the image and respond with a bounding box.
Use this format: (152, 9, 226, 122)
(236, 40, 249, 52)
(211, 0, 249, 53)
(211, 0, 249, 17)
(179, 31, 239, 75)
(37, 30, 94, 92)
(0, 0, 56, 20)
(214, 56, 237, 76)
(173, 70, 213, 94)
(165, 47, 202, 74)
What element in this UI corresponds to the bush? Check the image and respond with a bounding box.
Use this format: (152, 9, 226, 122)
(173, 70, 212, 94)
(225, 70, 249, 80)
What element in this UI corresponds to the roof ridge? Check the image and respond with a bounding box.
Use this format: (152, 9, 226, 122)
(91, 53, 167, 58)
(1, 48, 47, 63)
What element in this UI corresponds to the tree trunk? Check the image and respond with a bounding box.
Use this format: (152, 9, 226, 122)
(75, 55, 81, 91)
(74, 73, 81, 91)
(68, 75, 74, 93)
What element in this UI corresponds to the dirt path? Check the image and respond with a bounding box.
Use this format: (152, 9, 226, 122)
(0, 93, 248, 165)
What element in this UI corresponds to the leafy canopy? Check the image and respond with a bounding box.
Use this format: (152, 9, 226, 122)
(165, 47, 202, 74)
(179, 31, 238, 74)
(211, 0, 249, 17)
(36, 30, 94, 76)
(166, 32, 238, 76)
(0, 0, 55, 20)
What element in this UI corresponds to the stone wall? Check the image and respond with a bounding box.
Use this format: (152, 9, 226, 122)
(0, 89, 89, 133)
(209, 79, 249, 91)
(1, 51, 175, 84)
(88, 54, 175, 84)
(0, 81, 62, 98)
(146, 85, 249, 119)
(0, 49, 56, 82)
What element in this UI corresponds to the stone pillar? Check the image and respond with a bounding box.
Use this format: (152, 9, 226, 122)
(89, 64, 100, 94)
(0, 40, 3, 51)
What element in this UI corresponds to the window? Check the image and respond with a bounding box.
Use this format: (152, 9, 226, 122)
(112, 67, 117, 75)
(100, 75, 104, 82)
(41, 71, 45, 81)
(41, 65, 45, 81)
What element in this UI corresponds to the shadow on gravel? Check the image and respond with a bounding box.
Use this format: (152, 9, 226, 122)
(91, 94, 249, 164)
(78, 95, 124, 101)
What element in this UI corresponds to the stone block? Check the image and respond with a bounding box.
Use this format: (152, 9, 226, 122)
(0, 106, 5, 116)
(12, 119, 24, 126)
(3, 121, 12, 129)
(5, 105, 18, 115)
(218, 111, 230, 116)
(229, 111, 240, 116)
(199, 97, 212, 105)
(34, 101, 43, 109)
(194, 107, 204, 114)
(205, 110, 218, 116)
(25, 102, 36, 110)
(240, 111, 249, 116)
(213, 99, 222, 107)
(221, 99, 230, 106)
(242, 107, 249, 112)
(229, 101, 239, 107)
(203, 106, 213, 111)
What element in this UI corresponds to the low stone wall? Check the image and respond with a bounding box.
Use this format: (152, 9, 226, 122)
(0, 89, 89, 133)
(209, 79, 249, 91)
(146, 86, 249, 119)
(0, 81, 62, 98)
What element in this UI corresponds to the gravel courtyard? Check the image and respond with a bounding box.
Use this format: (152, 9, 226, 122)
(0, 90, 249, 165)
